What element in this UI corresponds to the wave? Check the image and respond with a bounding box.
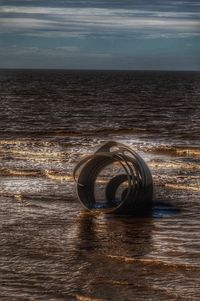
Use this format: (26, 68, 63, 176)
(76, 295, 106, 301)
(0, 149, 65, 159)
(148, 145, 200, 157)
(0, 128, 147, 137)
(149, 161, 200, 170)
(0, 192, 74, 203)
(44, 170, 72, 182)
(106, 255, 199, 271)
(0, 167, 43, 177)
(165, 183, 200, 192)
(0, 167, 72, 182)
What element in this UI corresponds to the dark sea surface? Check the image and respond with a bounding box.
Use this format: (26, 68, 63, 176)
(0, 69, 200, 300)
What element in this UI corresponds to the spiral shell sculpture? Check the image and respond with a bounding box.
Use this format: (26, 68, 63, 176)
(73, 141, 153, 215)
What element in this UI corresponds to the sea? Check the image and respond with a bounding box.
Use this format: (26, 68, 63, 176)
(0, 69, 200, 300)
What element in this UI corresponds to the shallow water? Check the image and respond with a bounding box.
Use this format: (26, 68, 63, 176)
(0, 70, 200, 300)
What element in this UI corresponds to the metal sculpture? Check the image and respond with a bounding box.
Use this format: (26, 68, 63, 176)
(73, 141, 153, 215)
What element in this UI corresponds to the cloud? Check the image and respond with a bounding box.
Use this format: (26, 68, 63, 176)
(1, 6, 200, 18)
(0, 17, 59, 30)
(55, 46, 79, 51)
(0, 5, 199, 37)
(0, 44, 111, 59)
(144, 32, 200, 39)
(0, 1, 199, 69)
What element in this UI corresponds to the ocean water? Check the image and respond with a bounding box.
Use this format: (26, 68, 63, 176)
(0, 69, 199, 300)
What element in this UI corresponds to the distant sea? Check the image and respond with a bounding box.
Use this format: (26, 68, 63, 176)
(0, 70, 200, 300)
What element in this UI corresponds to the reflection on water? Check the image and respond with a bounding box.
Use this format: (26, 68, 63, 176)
(0, 70, 200, 300)
(1, 196, 199, 300)
(76, 213, 153, 257)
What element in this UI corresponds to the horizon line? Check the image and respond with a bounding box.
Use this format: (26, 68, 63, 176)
(0, 67, 199, 72)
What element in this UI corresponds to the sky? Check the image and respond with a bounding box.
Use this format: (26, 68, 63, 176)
(0, 0, 200, 70)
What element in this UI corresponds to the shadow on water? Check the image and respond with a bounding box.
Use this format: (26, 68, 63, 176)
(67, 212, 155, 299)
(74, 199, 180, 255)
(152, 201, 181, 218)
(73, 200, 180, 263)
(67, 202, 182, 299)
(75, 211, 154, 258)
